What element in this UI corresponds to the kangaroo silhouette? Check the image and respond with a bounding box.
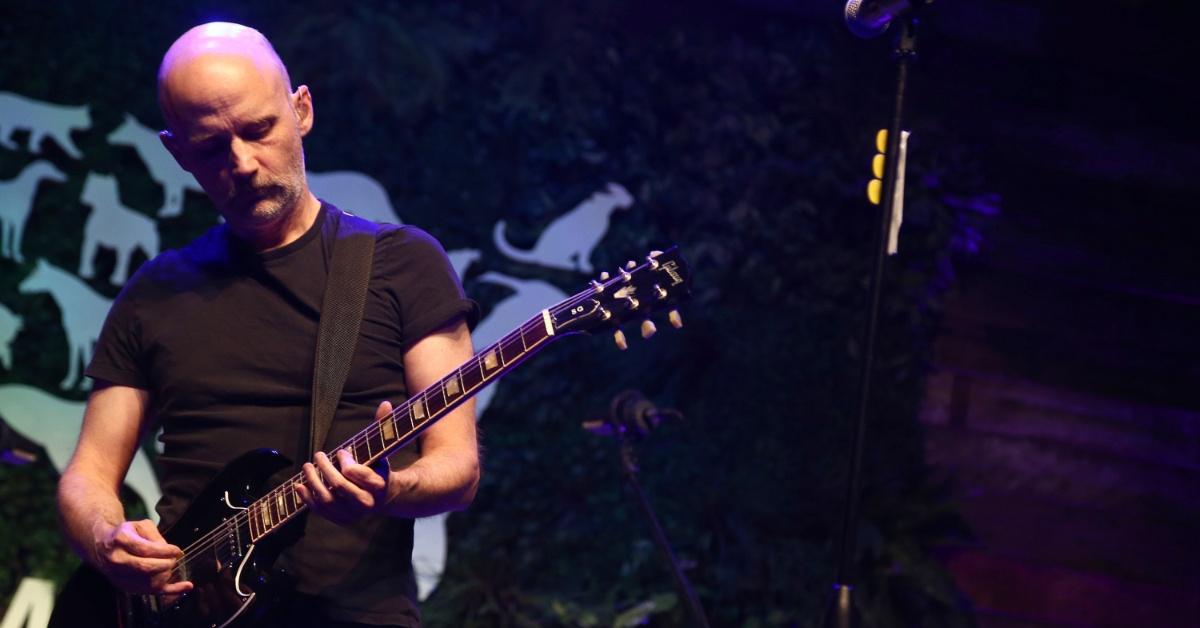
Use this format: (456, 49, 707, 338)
(18, 259, 113, 390)
(78, 173, 160, 286)
(0, 302, 22, 370)
(308, 170, 401, 225)
(0, 384, 161, 520)
(0, 160, 66, 263)
(493, 182, 633, 273)
(410, 270, 568, 600)
(107, 113, 203, 219)
(0, 92, 91, 159)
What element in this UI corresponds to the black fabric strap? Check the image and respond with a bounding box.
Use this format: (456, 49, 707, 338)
(309, 210, 379, 459)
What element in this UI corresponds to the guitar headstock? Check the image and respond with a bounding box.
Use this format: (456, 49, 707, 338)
(551, 246, 692, 347)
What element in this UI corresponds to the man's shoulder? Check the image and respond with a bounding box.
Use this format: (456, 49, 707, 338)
(124, 223, 232, 292)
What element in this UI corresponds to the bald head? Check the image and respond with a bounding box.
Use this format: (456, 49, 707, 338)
(155, 22, 319, 251)
(158, 22, 293, 129)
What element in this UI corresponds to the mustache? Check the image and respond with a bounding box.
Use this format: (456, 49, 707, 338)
(226, 180, 281, 204)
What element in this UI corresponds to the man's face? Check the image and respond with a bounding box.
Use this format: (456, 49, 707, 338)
(160, 54, 311, 231)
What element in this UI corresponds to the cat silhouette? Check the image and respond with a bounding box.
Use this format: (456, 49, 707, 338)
(0, 92, 91, 159)
(493, 182, 633, 273)
(0, 160, 67, 263)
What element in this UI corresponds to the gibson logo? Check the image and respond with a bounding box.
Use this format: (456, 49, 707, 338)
(662, 261, 683, 286)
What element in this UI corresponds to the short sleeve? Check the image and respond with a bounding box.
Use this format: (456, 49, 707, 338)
(375, 225, 479, 352)
(85, 276, 150, 388)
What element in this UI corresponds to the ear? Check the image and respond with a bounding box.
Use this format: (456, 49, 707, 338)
(292, 85, 314, 137)
(159, 129, 193, 173)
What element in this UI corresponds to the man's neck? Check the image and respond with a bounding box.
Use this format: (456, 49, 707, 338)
(235, 191, 322, 252)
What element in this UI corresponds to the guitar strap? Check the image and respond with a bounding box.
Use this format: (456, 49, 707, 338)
(308, 209, 379, 460)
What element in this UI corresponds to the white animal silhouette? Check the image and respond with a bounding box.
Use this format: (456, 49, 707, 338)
(308, 171, 401, 224)
(445, 248, 480, 280)
(0, 92, 91, 159)
(493, 182, 633, 273)
(17, 259, 113, 390)
(107, 113, 203, 219)
(410, 270, 568, 601)
(0, 302, 22, 370)
(78, 173, 159, 286)
(0, 160, 66, 263)
(0, 384, 161, 521)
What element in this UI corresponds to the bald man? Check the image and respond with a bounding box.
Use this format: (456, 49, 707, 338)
(55, 22, 479, 627)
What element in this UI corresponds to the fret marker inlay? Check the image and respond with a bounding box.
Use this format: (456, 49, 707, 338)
(413, 399, 426, 420)
(483, 350, 499, 370)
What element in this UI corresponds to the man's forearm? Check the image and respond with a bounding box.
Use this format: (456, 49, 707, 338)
(57, 468, 126, 565)
(383, 449, 480, 519)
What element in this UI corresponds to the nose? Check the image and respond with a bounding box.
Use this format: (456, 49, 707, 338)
(228, 137, 257, 178)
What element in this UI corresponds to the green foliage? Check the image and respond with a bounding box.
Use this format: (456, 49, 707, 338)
(0, 0, 989, 625)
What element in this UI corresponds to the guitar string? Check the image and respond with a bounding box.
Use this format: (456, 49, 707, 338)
(168, 286, 594, 574)
(170, 262, 678, 576)
(170, 318, 543, 575)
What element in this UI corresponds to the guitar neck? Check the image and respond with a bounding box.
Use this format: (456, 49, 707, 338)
(242, 309, 560, 542)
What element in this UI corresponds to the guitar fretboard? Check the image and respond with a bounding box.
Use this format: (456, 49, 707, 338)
(242, 310, 556, 541)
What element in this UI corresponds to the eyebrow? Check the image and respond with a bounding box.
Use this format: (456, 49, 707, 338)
(184, 115, 278, 145)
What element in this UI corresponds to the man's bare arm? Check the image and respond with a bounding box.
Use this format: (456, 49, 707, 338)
(57, 382, 191, 595)
(299, 318, 480, 523)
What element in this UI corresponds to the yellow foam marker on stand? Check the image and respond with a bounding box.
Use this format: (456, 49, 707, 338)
(875, 128, 888, 153)
(872, 153, 885, 178)
(867, 179, 883, 205)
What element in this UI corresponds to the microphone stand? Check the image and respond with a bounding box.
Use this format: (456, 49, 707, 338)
(584, 392, 711, 628)
(823, 10, 922, 628)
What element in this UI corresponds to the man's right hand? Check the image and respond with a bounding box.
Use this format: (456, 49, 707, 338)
(92, 519, 193, 595)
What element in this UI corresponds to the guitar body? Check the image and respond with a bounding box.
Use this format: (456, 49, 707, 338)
(51, 449, 304, 628)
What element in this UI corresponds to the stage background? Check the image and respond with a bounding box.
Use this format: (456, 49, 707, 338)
(2, 1, 1195, 627)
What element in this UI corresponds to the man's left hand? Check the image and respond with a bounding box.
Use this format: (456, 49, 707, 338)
(296, 402, 395, 525)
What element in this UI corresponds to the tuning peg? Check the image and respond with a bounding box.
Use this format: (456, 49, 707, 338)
(599, 272, 610, 281)
(668, 310, 683, 329)
(640, 319, 657, 338)
(613, 329, 628, 350)
(654, 284, 668, 300)
(649, 250, 663, 258)
(599, 307, 613, 321)
(625, 260, 637, 270)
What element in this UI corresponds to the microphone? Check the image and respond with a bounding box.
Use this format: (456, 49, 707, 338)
(844, 0, 920, 39)
(582, 390, 681, 438)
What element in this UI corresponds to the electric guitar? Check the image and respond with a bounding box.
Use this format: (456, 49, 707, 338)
(52, 247, 691, 628)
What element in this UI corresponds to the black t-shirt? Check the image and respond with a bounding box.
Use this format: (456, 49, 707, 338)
(86, 203, 478, 625)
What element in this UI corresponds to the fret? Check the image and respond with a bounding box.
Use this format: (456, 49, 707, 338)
(460, 359, 484, 393)
(524, 320, 549, 347)
(352, 439, 369, 464)
(425, 389, 447, 418)
(275, 491, 285, 520)
(401, 404, 416, 431)
(519, 322, 528, 350)
(500, 332, 524, 365)
(258, 503, 271, 533)
(371, 422, 388, 455)
(248, 507, 258, 540)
